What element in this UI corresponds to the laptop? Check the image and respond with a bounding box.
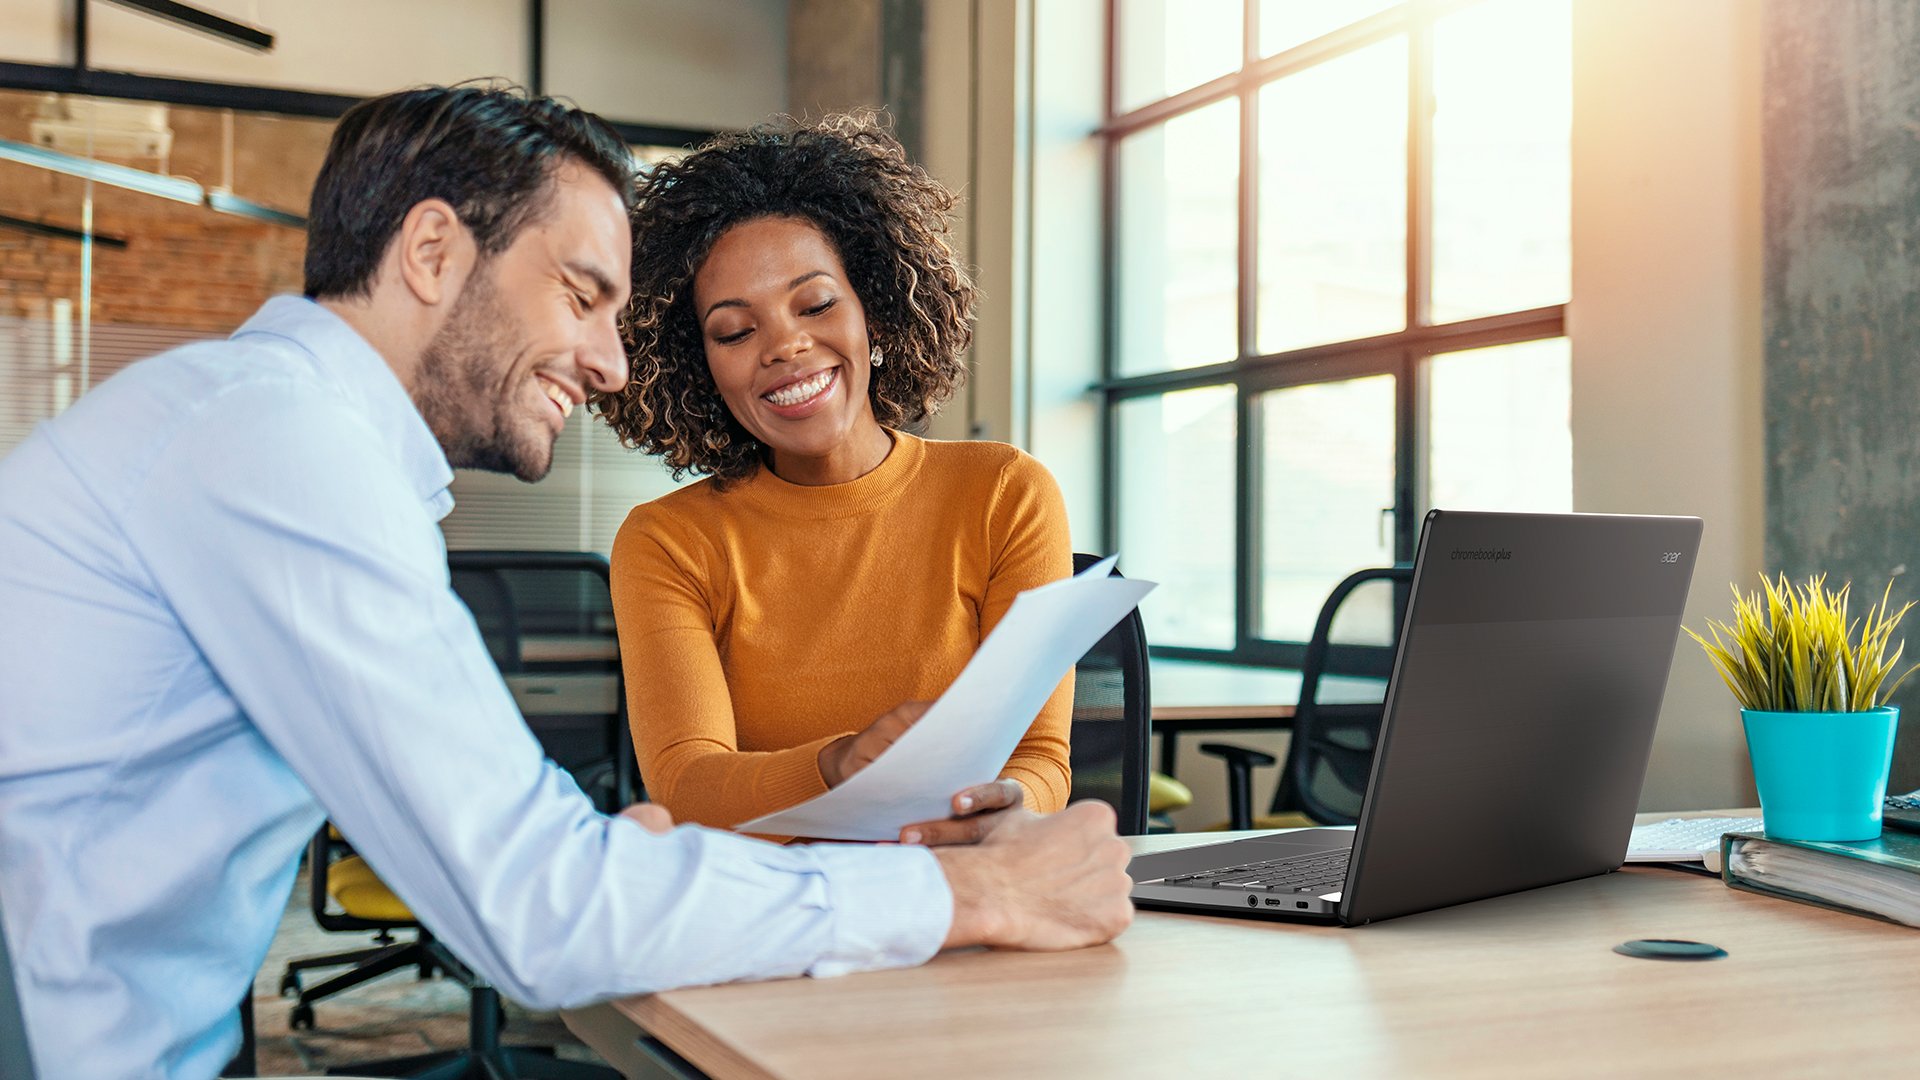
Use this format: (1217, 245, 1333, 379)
(1129, 509, 1702, 925)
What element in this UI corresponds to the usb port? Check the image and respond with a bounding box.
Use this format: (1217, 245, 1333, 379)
(1263, 897, 1282, 907)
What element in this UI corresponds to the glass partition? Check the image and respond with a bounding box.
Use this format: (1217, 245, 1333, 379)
(0, 87, 680, 557)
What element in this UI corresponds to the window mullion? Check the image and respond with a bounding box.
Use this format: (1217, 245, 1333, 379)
(1236, 381, 1258, 658)
(1407, 11, 1435, 330)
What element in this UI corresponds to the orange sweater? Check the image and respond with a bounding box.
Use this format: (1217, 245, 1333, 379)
(609, 432, 1074, 832)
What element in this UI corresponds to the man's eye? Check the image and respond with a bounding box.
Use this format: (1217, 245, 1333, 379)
(802, 298, 837, 317)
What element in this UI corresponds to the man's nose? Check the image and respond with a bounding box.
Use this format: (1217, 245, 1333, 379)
(583, 313, 627, 393)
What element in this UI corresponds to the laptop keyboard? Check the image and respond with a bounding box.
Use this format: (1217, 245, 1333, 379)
(1157, 848, 1351, 893)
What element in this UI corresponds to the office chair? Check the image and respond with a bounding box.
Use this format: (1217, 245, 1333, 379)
(1068, 553, 1152, 834)
(277, 826, 440, 1032)
(268, 827, 612, 1079)
(448, 552, 636, 812)
(1200, 566, 1410, 830)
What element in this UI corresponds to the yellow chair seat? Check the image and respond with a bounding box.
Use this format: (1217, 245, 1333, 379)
(1148, 772, 1193, 815)
(1200, 810, 1321, 832)
(326, 855, 415, 923)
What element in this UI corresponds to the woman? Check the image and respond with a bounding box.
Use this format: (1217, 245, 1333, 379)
(597, 115, 1073, 843)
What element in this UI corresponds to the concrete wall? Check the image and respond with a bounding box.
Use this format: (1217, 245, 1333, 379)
(544, 0, 787, 130)
(1764, 0, 1920, 792)
(0, 0, 786, 129)
(1569, 0, 1765, 810)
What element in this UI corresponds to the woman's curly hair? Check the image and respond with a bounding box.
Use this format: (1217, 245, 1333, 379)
(595, 113, 976, 484)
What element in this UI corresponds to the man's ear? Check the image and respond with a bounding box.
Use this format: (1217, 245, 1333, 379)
(392, 198, 475, 308)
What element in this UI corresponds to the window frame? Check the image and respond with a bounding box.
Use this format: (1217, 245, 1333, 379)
(1099, 0, 1567, 668)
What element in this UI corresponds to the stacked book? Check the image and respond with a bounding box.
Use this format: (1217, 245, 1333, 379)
(1720, 830, 1920, 928)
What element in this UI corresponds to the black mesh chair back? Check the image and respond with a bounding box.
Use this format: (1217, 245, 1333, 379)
(1067, 553, 1152, 835)
(1274, 565, 1412, 825)
(449, 551, 636, 812)
(0, 893, 37, 1080)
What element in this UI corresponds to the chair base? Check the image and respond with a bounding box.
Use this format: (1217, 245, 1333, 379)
(327, 1045, 613, 1079)
(287, 939, 437, 1029)
(321, 977, 618, 1080)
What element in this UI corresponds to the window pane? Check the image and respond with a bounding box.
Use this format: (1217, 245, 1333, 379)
(1118, 387, 1237, 649)
(1430, 0, 1571, 322)
(1257, 374, 1396, 643)
(1115, 0, 1244, 114)
(1255, 38, 1407, 355)
(1425, 338, 1571, 514)
(1258, 0, 1399, 57)
(1117, 100, 1240, 377)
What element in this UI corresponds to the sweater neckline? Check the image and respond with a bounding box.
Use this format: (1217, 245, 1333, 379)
(735, 429, 923, 519)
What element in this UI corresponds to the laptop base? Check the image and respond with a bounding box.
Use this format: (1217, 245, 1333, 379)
(1128, 828, 1352, 921)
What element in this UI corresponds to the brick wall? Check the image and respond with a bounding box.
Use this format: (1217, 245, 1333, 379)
(0, 89, 331, 334)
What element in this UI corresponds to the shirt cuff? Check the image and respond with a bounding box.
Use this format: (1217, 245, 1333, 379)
(800, 842, 952, 978)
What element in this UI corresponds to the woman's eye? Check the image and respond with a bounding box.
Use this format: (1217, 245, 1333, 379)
(713, 327, 752, 345)
(802, 298, 837, 317)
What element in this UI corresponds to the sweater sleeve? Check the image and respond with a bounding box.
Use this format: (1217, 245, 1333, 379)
(610, 508, 835, 833)
(979, 451, 1075, 813)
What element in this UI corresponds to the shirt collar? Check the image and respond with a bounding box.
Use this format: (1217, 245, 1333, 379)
(231, 296, 456, 520)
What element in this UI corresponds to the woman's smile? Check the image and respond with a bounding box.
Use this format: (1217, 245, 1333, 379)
(760, 366, 839, 415)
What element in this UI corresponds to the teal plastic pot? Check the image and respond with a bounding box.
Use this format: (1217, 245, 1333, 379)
(1741, 706, 1899, 841)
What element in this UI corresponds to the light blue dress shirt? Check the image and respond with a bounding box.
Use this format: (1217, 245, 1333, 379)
(0, 297, 953, 1079)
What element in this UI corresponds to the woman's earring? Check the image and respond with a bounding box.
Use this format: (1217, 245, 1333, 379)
(869, 345, 884, 368)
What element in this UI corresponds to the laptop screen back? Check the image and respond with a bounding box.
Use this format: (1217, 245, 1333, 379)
(1340, 510, 1702, 925)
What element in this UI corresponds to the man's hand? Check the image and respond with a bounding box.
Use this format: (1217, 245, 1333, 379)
(933, 800, 1134, 952)
(899, 778, 1026, 846)
(817, 701, 932, 787)
(619, 803, 675, 834)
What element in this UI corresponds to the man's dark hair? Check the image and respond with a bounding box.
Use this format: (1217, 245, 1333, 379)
(304, 84, 635, 299)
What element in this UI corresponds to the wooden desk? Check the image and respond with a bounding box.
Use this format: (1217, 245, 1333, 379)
(568, 818, 1920, 1078)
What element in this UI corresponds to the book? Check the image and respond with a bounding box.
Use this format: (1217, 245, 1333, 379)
(1720, 829, 1920, 929)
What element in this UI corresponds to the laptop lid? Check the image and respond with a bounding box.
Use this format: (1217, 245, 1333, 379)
(1337, 510, 1701, 925)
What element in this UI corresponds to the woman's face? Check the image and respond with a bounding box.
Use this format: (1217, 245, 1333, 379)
(693, 215, 888, 483)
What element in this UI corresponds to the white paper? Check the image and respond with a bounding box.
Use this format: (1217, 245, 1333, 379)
(736, 556, 1156, 841)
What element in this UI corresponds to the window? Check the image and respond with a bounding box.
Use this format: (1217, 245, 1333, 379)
(1103, 0, 1571, 665)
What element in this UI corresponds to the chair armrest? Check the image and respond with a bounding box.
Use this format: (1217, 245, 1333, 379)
(1197, 743, 1278, 831)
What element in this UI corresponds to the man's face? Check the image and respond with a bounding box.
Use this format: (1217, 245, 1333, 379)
(414, 162, 631, 482)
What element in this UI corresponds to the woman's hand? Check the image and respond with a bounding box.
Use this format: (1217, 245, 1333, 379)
(818, 701, 933, 787)
(618, 802, 676, 834)
(899, 778, 1028, 846)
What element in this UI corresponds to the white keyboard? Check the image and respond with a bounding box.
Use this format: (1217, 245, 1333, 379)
(1626, 816, 1764, 868)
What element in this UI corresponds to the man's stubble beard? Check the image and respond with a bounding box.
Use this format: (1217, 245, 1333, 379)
(414, 266, 557, 483)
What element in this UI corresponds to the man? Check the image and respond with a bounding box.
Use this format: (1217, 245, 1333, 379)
(0, 86, 1131, 1078)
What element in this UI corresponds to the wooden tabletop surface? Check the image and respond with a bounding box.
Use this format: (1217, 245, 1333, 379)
(577, 812, 1920, 1079)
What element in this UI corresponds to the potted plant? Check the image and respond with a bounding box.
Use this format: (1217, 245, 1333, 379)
(1687, 574, 1918, 841)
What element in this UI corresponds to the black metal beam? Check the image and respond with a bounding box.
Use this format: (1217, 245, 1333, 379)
(74, 0, 89, 73)
(528, 0, 545, 98)
(0, 61, 359, 118)
(607, 119, 711, 150)
(0, 62, 717, 148)
(0, 212, 129, 248)
(98, 0, 274, 51)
